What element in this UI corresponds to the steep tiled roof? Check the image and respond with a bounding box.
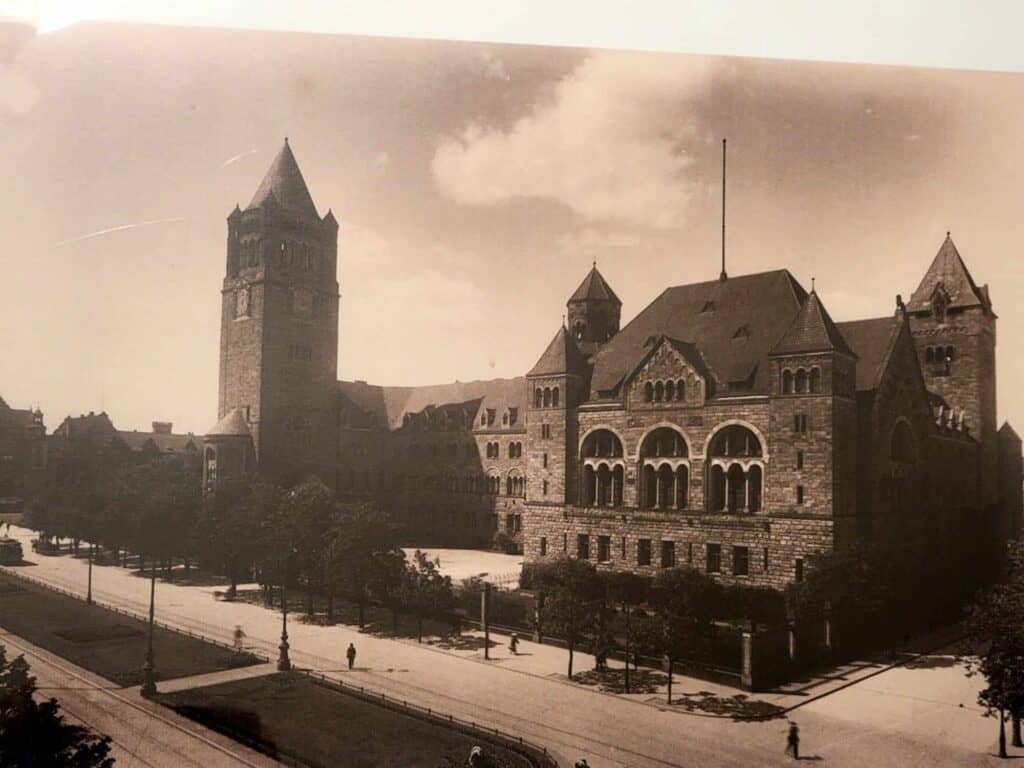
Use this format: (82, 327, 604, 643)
(908, 235, 988, 312)
(772, 291, 854, 357)
(834, 316, 901, 392)
(589, 270, 807, 396)
(338, 377, 526, 432)
(527, 326, 590, 377)
(52, 412, 116, 439)
(247, 140, 319, 221)
(569, 266, 621, 304)
(206, 409, 251, 437)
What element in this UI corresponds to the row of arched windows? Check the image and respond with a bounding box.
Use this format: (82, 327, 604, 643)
(781, 367, 822, 394)
(643, 379, 686, 403)
(578, 424, 764, 513)
(484, 441, 523, 459)
(534, 386, 561, 408)
(392, 471, 525, 496)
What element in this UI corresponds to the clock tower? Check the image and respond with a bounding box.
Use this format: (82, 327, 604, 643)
(216, 139, 339, 488)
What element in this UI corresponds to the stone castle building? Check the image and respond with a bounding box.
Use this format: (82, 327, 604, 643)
(204, 141, 1022, 586)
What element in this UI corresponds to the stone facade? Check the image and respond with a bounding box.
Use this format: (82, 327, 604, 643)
(204, 144, 1021, 589)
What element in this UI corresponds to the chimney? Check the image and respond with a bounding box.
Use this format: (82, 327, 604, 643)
(152, 421, 173, 435)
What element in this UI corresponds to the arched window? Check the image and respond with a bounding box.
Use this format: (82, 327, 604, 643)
(795, 369, 808, 394)
(535, 388, 543, 407)
(747, 465, 763, 512)
(639, 428, 688, 509)
(665, 381, 675, 401)
(782, 369, 793, 394)
(640, 427, 688, 459)
(925, 347, 934, 363)
(581, 429, 623, 458)
(676, 464, 689, 508)
(809, 368, 821, 394)
(552, 387, 560, 407)
(644, 382, 654, 402)
(543, 388, 551, 408)
(708, 424, 763, 458)
(945, 346, 955, 361)
(654, 381, 664, 402)
(676, 380, 686, 401)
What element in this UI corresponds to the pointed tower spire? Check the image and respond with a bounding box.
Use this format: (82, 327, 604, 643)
(772, 290, 854, 357)
(247, 139, 319, 220)
(567, 265, 622, 345)
(908, 233, 988, 313)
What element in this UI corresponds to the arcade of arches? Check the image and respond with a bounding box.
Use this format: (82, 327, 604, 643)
(577, 423, 764, 513)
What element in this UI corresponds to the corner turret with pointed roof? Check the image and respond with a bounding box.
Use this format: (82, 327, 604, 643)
(567, 265, 621, 347)
(771, 288, 854, 358)
(528, 325, 590, 378)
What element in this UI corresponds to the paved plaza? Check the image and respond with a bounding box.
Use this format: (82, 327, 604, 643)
(1, 525, 1019, 767)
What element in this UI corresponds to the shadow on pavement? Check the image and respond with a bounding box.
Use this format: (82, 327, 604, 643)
(573, 667, 669, 695)
(671, 690, 788, 721)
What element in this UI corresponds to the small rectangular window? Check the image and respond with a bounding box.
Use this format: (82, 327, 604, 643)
(661, 540, 676, 569)
(597, 536, 610, 562)
(542, 452, 548, 469)
(577, 534, 590, 560)
(795, 557, 805, 582)
(687, 541, 693, 564)
(637, 539, 652, 566)
(706, 543, 721, 574)
(540, 537, 547, 556)
(543, 480, 549, 496)
(793, 414, 808, 434)
(733, 546, 749, 576)
(796, 449, 804, 469)
(563, 532, 567, 551)
(541, 424, 551, 439)
(796, 485, 805, 504)
(763, 546, 769, 571)
(621, 536, 627, 559)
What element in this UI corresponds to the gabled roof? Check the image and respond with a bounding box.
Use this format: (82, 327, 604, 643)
(569, 266, 621, 305)
(588, 269, 807, 396)
(206, 409, 251, 438)
(620, 335, 715, 391)
(247, 140, 319, 221)
(772, 291, 854, 357)
(527, 326, 589, 378)
(835, 316, 901, 392)
(338, 377, 526, 432)
(908, 234, 989, 312)
(116, 430, 200, 453)
(998, 422, 1021, 442)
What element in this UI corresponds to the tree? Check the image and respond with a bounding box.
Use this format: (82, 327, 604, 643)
(605, 571, 649, 693)
(533, 556, 601, 679)
(0, 648, 114, 767)
(401, 551, 455, 642)
(278, 478, 337, 616)
(326, 502, 401, 628)
(650, 568, 721, 704)
(965, 542, 1024, 757)
(195, 478, 270, 598)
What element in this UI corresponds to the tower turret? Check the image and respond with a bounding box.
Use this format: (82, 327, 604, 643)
(218, 139, 340, 488)
(566, 265, 621, 348)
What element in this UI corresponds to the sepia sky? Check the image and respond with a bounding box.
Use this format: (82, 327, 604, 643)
(1, 20, 1023, 435)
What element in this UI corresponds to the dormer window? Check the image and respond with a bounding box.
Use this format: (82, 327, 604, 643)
(931, 286, 949, 323)
(508, 407, 518, 427)
(701, 300, 715, 314)
(733, 324, 749, 339)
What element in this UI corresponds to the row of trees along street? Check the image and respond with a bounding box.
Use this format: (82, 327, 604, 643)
(23, 439, 456, 641)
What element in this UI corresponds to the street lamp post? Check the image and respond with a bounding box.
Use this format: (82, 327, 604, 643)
(278, 561, 291, 672)
(141, 559, 158, 696)
(86, 542, 94, 605)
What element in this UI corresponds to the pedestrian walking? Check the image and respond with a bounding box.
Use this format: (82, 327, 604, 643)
(346, 642, 357, 670)
(232, 625, 246, 653)
(785, 721, 800, 760)
(509, 632, 519, 655)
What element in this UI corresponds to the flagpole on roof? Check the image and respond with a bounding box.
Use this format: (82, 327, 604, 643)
(720, 138, 728, 282)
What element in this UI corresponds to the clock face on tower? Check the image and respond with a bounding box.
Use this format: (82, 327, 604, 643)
(292, 288, 314, 318)
(235, 286, 250, 318)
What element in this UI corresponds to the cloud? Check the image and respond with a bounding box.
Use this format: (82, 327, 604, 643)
(432, 51, 718, 229)
(477, 49, 510, 82)
(0, 22, 39, 117)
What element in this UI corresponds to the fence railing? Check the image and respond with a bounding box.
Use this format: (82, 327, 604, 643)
(0, 564, 558, 768)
